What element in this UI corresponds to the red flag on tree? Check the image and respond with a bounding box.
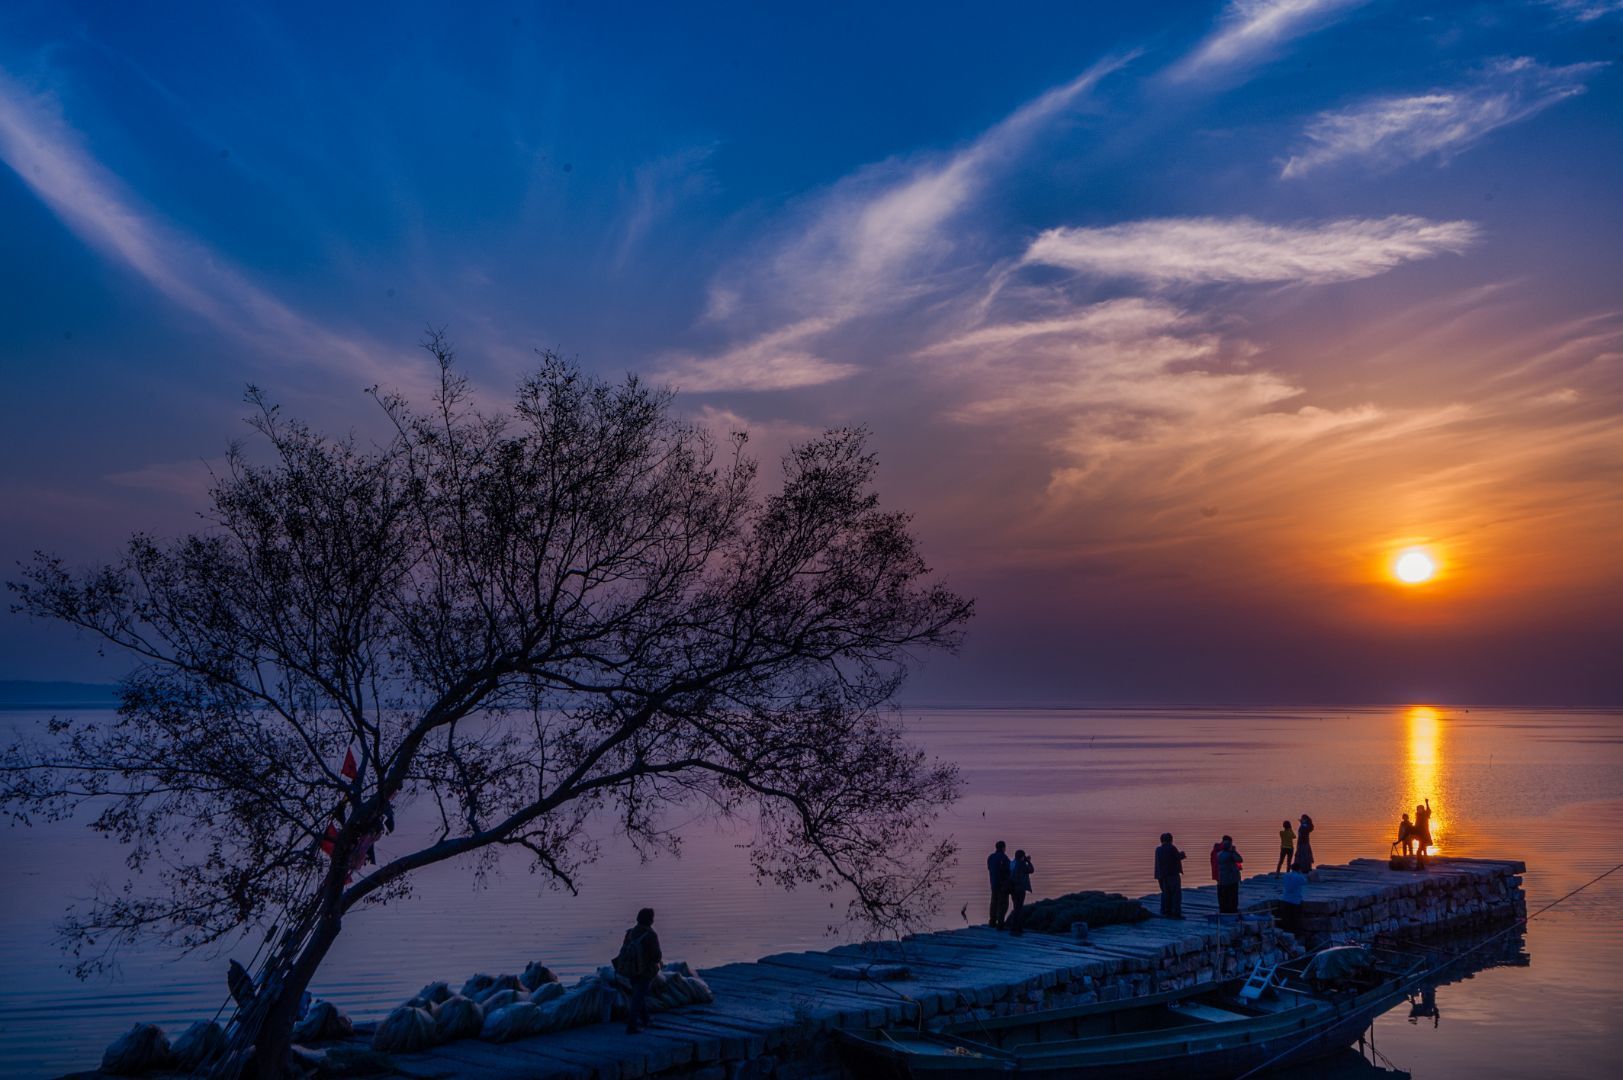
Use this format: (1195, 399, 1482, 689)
(340, 747, 358, 780)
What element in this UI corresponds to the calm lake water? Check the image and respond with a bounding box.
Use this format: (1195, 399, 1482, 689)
(2, 704, 1620, 1077)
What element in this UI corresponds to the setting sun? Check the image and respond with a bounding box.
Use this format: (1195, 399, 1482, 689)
(1394, 549, 1437, 584)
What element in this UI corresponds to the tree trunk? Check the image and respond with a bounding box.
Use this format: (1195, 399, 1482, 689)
(245, 899, 344, 1080)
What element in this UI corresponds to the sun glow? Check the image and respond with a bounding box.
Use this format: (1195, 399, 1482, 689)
(1394, 548, 1436, 584)
(1405, 706, 1444, 855)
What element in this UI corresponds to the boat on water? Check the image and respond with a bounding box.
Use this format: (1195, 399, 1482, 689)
(838, 945, 1428, 1079)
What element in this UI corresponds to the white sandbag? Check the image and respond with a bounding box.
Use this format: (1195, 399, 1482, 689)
(560, 982, 617, 1028)
(480, 1001, 544, 1043)
(406, 980, 452, 1009)
(520, 961, 559, 990)
(459, 973, 495, 999)
(292, 1000, 353, 1043)
(528, 981, 616, 1033)
(371, 1006, 435, 1053)
(649, 972, 713, 1009)
(661, 960, 694, 978)
(674, 973, 713, 1005)
(101, 1023, 172, 1075)
(529, 982, 565, 1005)
(170, 1020, 226, 1071)
(473, 974, 523, 1003)
(431, 995, 483, 1043)
(478, 988, 522, 1011)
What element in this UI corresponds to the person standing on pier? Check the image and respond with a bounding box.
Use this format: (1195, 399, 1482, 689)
(987, 841, 1012, 929)
(1415, 799, 1433, 854)
(616, 908, 662, 1034)
(1293, 814, 1315, 873)
(1397, 812, 1415, 856)
(1276, 820, 1295, 873)
(1210, 838, 1224, 883)
(1217, 836, 1243, 914)
(1277, 867, 1307, 932)
(1154, 833, 1186, 918)
(1008, 849, 1035, 935)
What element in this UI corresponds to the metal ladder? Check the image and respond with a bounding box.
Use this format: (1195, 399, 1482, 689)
(1238, 959, 1278, 1001)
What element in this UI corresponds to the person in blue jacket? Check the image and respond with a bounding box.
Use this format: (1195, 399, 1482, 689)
(1217, 836, 1244, 914)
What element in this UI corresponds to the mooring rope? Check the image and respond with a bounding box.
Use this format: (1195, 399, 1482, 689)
(1232, 859, 1623, 1080)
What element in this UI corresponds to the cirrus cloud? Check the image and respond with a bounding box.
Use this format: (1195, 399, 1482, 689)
(1281, 58, 1606, 177)
(1169, 0, 1371, 82)
(1023, 215, 1479, 286)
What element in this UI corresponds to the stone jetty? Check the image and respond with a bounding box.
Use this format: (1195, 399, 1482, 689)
(68, 857, 1525, 1080)
(1158, 856, 1527, 945)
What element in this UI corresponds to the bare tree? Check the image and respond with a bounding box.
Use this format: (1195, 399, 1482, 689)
(3, 336, 971, 1077)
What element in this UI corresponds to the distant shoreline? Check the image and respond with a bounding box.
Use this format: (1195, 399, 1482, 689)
(1, 682, 1614, 713)
(0, 680, 120, 707)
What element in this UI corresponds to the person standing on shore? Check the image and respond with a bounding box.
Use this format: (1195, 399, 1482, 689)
(987, 841, 1012, 929)
(615, 908, 662, 1035)
(1217, 836, 1243, 914)
(1293, 814, 1315, 873)
(1008, 849, 1035, 935)
(1210, 838, 1224, 884)
(1154, 833, 1186, 919)
(1275, 820, 1295, 873)
(1397, 812, 1415, 856)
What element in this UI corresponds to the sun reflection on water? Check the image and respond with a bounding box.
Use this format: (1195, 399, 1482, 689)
(1406, 705, 1444, 853)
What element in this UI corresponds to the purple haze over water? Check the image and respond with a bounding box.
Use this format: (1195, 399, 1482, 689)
(1, 705, 1620, 1077)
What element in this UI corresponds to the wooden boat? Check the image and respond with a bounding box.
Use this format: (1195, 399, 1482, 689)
(838, 945, 1428, 1079)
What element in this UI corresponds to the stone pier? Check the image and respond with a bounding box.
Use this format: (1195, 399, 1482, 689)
(71, 857, 1526, 1080)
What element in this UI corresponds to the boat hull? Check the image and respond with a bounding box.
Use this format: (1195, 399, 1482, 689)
(839, 958, 1420, 1079)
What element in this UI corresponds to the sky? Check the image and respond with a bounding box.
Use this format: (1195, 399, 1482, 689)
(1, 1, 1620, 704)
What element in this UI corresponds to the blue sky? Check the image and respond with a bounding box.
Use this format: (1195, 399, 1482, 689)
(2, 1, 1621, 702)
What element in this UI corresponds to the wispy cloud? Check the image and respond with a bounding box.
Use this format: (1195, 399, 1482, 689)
(613, 145, 716, 267)
(0, 65, 421, 392)
(1022, 215, 1478, 286)
(1169, 0, 1370, 82)
(1539, 0, 1623, 21)
(104, 457, 224, 500)
(659, 55, 1135, 392)
(655, 317, 857, 392)
(1282, 58, 1606, 177)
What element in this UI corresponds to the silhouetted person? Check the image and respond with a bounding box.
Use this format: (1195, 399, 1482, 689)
(1210, 839, 1224, 883)
(1277, 867, 1306, 932)
(1275, 819, 1294, 873)
(1397, 813, 1414, 856)
(1217, 836, 1243, 914)
(1292, 814, 1315, 873)
(616, 907, 662, 1034)
(1008, 849, 1035, 935)
(987, 841, 1012, 929)
(1414, 799, 1433, 853)
(1154, 833, 1186, 919)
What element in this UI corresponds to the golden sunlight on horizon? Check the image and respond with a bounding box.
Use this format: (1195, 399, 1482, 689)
(1405, 705, 1445, 855)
